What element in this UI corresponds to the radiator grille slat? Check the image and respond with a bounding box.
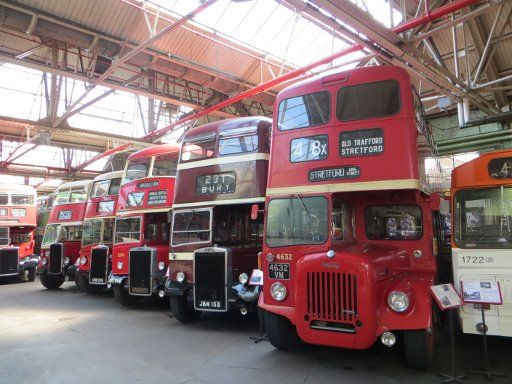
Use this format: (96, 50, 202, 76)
(307, 272, 358, 322)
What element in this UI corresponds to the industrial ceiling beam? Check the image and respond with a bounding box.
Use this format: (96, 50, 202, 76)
(68, 142, 132, 173)
(52, 0, 219, 127)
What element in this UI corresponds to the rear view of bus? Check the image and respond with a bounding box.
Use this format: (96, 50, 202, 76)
(0, 184, 38, 282)
(77, 171, 123, 293)
(451, 150, 512, 336)
(38, 180, 91, 289)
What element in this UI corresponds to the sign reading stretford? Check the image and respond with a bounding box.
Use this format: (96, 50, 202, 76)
(308, 166, 360, 182)
(339, 128, 384, 157)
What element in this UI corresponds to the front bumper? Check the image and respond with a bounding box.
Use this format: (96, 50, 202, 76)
(109, 273, 167, 295)
(18, 256, 40, 271)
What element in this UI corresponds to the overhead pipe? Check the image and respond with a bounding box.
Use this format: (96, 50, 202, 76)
(437, 129, 512, 147)
(461, 111, 512, 129)
(144, 0, 481, 141)
(69, 143, 133, 173)
(438, 136, 512, 153)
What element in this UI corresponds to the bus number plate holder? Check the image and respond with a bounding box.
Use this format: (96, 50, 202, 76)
(268, 263, 290, 280)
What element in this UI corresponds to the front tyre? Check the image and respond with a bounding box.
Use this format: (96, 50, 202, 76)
(403, 329, 435, 370)
(39, 272, 65, 290)
(79, 274, 102, 294)
(113, 281, 139, 306)
(27, 268, 36, 282)
(170, 291, 201, 323)
(264, 310, 301, 350)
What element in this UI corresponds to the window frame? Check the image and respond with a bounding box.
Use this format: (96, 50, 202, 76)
(277, 91, 331, 131)
(114, 216, 142, 244)
(171, 208, 212, 247)
(364, 204, 424, 241)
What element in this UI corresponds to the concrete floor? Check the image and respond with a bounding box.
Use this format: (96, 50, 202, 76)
(0, 279, 510, 384)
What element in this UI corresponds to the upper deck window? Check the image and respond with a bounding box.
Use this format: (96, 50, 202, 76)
(454, 187, 512, 249)
(266, 196, 328, 247)
(365, 205, 423, 240)
(91, 180, 110, 198)
(123, 158, 151, 184)
(277, 91, 330, 130)
(12, 194, 34, 205)
(0, 194, 8, 205)
(181, 133, 216, 162)
(152, 155, 177, 177)
(219, 127, 258, 155)
(69, 191, 87, 203)
(337, 80, 400, 121)
(108, 178, 121, 196)
(54, 190, 86, 205)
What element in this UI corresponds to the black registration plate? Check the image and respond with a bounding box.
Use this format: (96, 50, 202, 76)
(268, 263, 290, 280)
(196, 300, 223, 310)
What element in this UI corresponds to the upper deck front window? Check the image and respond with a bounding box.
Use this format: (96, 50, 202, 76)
(152, 155, 177, 177)
(277, 91, 330, 130)
(454, 187, 512, 249)
(219, 127, 258, 155)
(0, 194, 8, 205)
(91, 180, 110, 198)
(266, 196, 328, 247)
(123, 159, 151, 184)
(54, 190, 87, 205)
(181, 133, 216, 162)
(337, 79, 400, 121)
(365, 205, 423, 240)
(108, 178, 121, 196)
(11, 194, 34, 205)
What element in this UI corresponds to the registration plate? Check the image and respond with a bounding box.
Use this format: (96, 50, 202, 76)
(268, 263, 290, 280)
(197, 300, 223, 309)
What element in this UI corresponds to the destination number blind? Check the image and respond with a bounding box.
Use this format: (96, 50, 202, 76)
(339, 128, 384, 157)
(290, 135, 328, 162)
(489, 157, 512, 179)
(196, 172, 236, 195)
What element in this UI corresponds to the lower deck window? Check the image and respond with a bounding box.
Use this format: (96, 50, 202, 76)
(115, 217, 141, 244)
(171, 210, 211, 246)
(365, 205, 423, 240)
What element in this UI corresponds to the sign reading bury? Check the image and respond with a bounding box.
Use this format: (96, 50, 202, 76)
(489, 157, 512, 179)
(308, 166, 360, 182)
(196, 172, 236, 195)
(339, 128, 384, 157)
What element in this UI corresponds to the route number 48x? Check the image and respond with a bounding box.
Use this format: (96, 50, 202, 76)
(293, 140, 327, 159)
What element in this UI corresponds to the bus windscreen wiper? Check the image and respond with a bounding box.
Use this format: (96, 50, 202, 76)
(295, 195, 312, 223)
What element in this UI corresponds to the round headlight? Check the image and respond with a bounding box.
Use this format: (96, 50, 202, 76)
(387, 291, 409, 313)
(158, 261, 166, 271)
(41, 257, 48, 266)
(176, 271, 185, 283)
(24, 256, 30, 262)
(64, 256, 71, 265)
(44, 250, 49, 257)
(238, 273, 248, 285)
(80, 256, 87, 266)
(117, 261, 124, 270)
(270, 282, 287, 301)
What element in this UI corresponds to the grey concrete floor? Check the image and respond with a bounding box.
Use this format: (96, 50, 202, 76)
(1, 279, 511, 384)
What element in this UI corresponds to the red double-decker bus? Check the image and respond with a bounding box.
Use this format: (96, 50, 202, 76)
(38, 180, 92, 289)
(167, 117, 271, 322)
(0, 184, 38, 282)
(259, 65, 445, 370)
(76, 171, 123, 293)
(110, 144, 179, 305)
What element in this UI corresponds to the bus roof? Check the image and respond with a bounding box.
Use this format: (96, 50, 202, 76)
(182, 116, 272, 141)
(93, 170, 124, 182)
(451, 149, 512, 189)
(128, 143, 180, 161)
(0, 183, 36, 194)
(56, 179, 92, 192)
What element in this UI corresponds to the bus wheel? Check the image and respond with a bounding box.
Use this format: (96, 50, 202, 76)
(403, 328, 435, 370)
(79, 275, 102, 294)
(40, 273, 65, 290)
(113, 282, 139, 306)
(27, 268, 36, 282)
(264, 310, 301, 350)
(170, 292, 201, 323)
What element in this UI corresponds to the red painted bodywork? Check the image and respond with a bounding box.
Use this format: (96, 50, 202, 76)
(259, 65, 440, 350)
(0, 203, 37, 259)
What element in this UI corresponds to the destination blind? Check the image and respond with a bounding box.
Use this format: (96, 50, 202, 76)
(339, 128, 384, 157)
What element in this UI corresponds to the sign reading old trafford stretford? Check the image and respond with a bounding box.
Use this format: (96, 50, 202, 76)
(339, 128, 384, 158)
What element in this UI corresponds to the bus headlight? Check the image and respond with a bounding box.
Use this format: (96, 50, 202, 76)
(80, 256, 87, 266)
(64, 257, 71, 265)
(270, 282, 287, 301)
(238, 273, 248, 284)
(387, 291, 409, 313)
(158, 261, 165, 271)
(117, 261, 123, 270)
(41, 257, 48, 266)
(176, 271, 185, 283)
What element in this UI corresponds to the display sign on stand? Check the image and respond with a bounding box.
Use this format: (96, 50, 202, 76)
(461, 279, 507, 381)
(429, 284, 466, 384)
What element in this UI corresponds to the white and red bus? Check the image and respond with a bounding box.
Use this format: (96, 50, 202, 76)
(110, 144, 179, 305)
(38, 180, 92, 289)
(451, 150, 512, 337)
(258, 65, 445, 370)
(0, 184, 38, 281)
(77, 171, 123, 293)
(167, 117, 271, 322)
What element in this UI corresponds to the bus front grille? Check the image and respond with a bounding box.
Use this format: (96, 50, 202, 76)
(48, 243, 63, 274)
(306, 272, 358, 323)
(0, 248, 18, 276)
(89, 247, 108, 285)
(129, 248, 154, 296)
(194, 250, 227, 312)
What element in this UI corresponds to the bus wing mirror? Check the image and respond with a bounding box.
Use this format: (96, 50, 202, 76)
(430, 194, 440, 211)
(251, 204, 259, 220)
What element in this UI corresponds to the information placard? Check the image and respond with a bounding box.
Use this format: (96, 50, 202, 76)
(430, 283, 464, 310)
(461, 280, 502, 304)
(339, 128, 384, 157)
(308, 166, 360, 182)
(147, 190, 167, 205)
